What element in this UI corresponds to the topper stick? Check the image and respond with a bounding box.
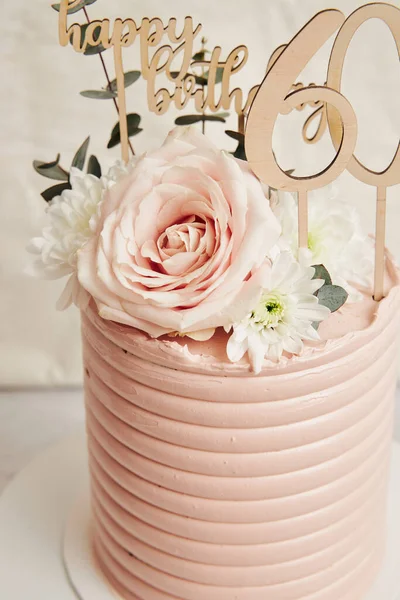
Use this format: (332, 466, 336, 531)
(298, 190, 308, 248)
(374, 187, 387, 301)
(238, 112, 245, 135)
(113, 44, 129, 164)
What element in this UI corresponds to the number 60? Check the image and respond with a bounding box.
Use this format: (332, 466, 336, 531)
(245, 3, 400, 301)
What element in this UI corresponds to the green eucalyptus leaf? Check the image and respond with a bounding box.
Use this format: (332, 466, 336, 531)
(107, 128, 142, 149)
(286, 168, 295, 175)
(87, 155, 102, 178)
(80, 89, 117, 100)
(33, 154, 69, 182)
(175, 115, 203, 125)
(110, 113, 141, 138)
(108, 114, 142, 149)
(202, 114, 227, 123)
(312, 264, 332, 286)
(233, 142, 247, 161)
(215, 67, 224, 84)
(194, 75, 208, 86)
(72, 136, 90, 170)
(41, 182, 71, 203)
(52, 0, 97, 15)
(175, 114, 227, 126)
(226, 130, 245, 143)
(192, 50, 206, 61)
(108, 71, 141, 93)
(317, 284, 348, 313)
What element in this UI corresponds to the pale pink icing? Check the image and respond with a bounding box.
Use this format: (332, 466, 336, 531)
(82, 256, 400, 600)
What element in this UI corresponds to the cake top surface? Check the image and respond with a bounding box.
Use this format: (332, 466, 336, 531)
(86, 252, 400, 376)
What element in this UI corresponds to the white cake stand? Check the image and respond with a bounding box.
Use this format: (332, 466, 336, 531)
(1, 434, 400, 600)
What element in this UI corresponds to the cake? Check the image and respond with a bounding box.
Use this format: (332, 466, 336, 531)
(28, 4, 400, 598)
(29, 124, 400, 599)
(81, 259, 400, 600)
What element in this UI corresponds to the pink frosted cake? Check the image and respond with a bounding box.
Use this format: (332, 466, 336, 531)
(81, 260, 400, 600)
(28, 1, 400, 597)
(29, 127, 400, 599)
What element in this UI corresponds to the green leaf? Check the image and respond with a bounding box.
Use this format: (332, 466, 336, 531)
(33, 154, 69, 182)
(72, 136, 90, 170)
(215, 67, 224, 84)
(80, 89, 117, 100)
(175, 114, 228, 126)
(41, 182, 71, 203)
(108, 71, 141, 93)
(233, 142, 247, 161)
(110, 114, 141, 138)
(87, 155, 102, 178)
(69, 23, 105, 55)
(194, 75, 208, 86)
(312, 264, 332, 286)
(51, 0, 97, 15)
(107, 114, 142, 149)
(202, 114, 227, 123)
(192, 50, 206, 61)
(317, 285, 348, 313)
(175, 114, 203, 126)
(226, 130, 245, 143)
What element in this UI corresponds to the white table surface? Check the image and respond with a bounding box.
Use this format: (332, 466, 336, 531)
(1, 386, 400, 495)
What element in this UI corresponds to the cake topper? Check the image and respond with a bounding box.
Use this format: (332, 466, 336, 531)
(57, 0, 259, 163)
(56, 0, 399, 301)
(246, 3, 400, 301)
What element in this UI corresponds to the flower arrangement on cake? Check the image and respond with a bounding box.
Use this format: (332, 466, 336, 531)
(28, 126, 375, 372)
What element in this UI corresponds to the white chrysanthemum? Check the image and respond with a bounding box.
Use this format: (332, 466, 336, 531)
(271, 185, 374, 302)
(226, 252, 330, 373)
(27, 168, 105, 310)
(28, 159, 138, 311)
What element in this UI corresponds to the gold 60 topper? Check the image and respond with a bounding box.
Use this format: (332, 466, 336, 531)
(58, 0, 400, 301)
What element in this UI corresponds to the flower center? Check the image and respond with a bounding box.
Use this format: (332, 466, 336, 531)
(307, 228, 324, 256)
(251, 292, 286, 329)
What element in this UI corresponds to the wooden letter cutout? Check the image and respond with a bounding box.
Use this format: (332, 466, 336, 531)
(245, 10, 358, 249)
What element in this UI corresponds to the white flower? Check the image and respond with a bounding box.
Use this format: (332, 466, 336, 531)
(226, 252, 330, 373)
(271, 185, 374, 301)
(27, 158, 139, 311)
(27, 167, 106, 310)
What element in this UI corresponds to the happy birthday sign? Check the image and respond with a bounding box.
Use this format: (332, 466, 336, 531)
(58, 0, 260, 163)
(58, 0, 400, 302)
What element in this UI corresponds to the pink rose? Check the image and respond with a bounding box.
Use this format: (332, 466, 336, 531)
(77, 127, 281, 339)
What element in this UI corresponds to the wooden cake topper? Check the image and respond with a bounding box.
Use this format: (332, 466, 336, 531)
(246, 2, 400, 301)
(57, 0, 259, 164)
(57, 0, 400, 302)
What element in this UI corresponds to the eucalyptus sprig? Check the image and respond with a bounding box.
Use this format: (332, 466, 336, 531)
(33, 137, 102, 202)
(312, 264, 348, 318)
(173, 37, 229, 134)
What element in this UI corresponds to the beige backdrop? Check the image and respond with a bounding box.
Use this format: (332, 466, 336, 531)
(1, 0, 400, 386)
